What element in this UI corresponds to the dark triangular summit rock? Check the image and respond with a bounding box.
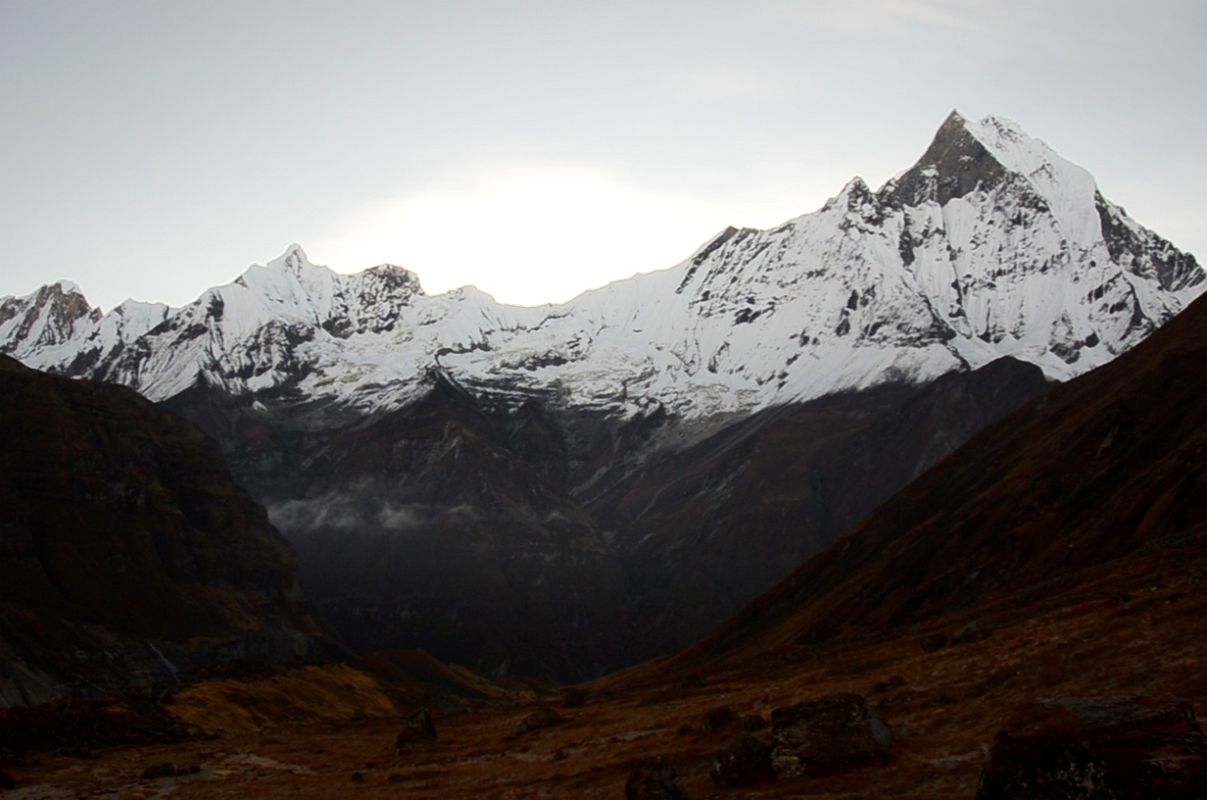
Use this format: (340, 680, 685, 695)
(886, 109, 1009, 207)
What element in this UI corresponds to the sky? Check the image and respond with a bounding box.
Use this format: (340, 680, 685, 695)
(1, 0, 1204, 311)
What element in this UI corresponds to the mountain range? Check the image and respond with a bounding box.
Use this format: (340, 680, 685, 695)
(2, 110, 1201, 680)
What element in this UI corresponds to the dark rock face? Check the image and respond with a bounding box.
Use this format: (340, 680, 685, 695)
(887, 110, 1009, 207)
(599, 357, 1050, 666)
(701, 706, 738, 733)
(395, 709, 436, 754)
(976, 697, 1207, 800)
(709, 731, 775, 787)
(0, 356, 315, 706)
(1096, 193, 1203, 293)
(625, 756, 685, 799)
(0, 690, 191, 752)
(162, 374, 631, 683)
(769, 694, 892, 778)
(159, 356, 1048, 682)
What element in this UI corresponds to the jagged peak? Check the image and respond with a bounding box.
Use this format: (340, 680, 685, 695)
(963, 114, 1055, 170)
(363, 262, 423, 285)
(4, 280, 88, 306)
(884, 110, 1101, 246)
(35, 281, 95, 317)
(973, 113, 1025, 137)
(842, 176, 870, 194)
(963, 114, 1101, 243)
(820, 176, 873, 213)
(233, 244, 337, 297)
(883, 110, 1008, 207)
(264, 243, 321, 274)
(942, 108, 966, 126)
(935, 108, 969, 139)
(963, 114, 1092, 183)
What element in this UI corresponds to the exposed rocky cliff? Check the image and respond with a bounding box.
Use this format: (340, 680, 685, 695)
(0, 356, 317, 707)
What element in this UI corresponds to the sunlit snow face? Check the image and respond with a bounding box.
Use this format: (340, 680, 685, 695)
(309, 165, 799, 305)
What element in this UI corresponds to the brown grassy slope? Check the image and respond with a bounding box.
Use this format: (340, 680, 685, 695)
(9, 544, 1205, 798)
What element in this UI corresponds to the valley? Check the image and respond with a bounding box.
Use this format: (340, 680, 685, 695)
(2, 111, 1199, 682)
(5, 532, 1203, 797)
(1, 109, 1205, 797)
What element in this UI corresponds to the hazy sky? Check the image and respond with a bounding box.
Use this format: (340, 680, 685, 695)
(2, 0, 1204, 311)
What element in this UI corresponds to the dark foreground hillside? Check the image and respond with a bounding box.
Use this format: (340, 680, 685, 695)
(672, 289, 1207, 673)
(0, 355, 317, 707)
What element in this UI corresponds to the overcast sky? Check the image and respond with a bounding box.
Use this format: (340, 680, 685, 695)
(2, 0, 1204, 311)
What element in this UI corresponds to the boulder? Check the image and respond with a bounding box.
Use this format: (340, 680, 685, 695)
(976, 696, 1207, 799)
(742, 714, 768, 732)
(769, 694, 892, 778)
(951, 621, 990, 644)
(395, 708, 437, 754)
(510, 707, 563, 737)
(873, 675, 907, 694)
(141, 762, 199, 779)
(624, 756, 685, 799)
(709, 731, 775, 787)
(702, 706, 737, 733)
(919, 633, 950, 652)
(561, 687, 589, 708)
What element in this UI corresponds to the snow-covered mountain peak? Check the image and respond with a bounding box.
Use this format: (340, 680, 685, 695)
(2, 112, 1201, 421)
(358, 263, 425, 296)
(0, 280, 100, 361)
(841, 176, 870, 195)
(266, 243, 312, 272)
(239, 243, 333, 289)
(961, 114, 1100, 243)
(886, 111, 1101, 247)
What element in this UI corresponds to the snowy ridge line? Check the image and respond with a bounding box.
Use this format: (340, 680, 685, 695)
(1, 111, 1202, 420)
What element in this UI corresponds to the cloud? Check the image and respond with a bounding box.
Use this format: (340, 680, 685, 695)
(664, 63, 794, 102)
(881, 0, 985, 32)
(308, 165, 813, 306)
(267, 493, 482, 536)
(758, 0, 1167, 57)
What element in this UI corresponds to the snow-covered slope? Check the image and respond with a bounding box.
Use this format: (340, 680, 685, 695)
(4, 111, 1202, 419)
